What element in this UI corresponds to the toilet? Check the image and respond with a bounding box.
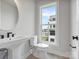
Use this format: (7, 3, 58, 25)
(30, 36, 49, 59)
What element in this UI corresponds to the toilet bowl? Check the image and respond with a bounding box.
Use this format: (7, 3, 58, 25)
(30, 36, 49, 59)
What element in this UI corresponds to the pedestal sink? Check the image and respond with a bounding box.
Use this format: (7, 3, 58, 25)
(0, 36, 29, 59)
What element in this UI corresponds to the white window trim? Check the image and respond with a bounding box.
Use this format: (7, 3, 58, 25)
(39, 2, 57, 45)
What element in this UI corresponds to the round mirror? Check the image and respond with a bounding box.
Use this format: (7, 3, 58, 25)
(0, 0, 18, 30)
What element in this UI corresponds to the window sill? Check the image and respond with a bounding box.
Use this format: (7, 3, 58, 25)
(40, 40, 56, 45)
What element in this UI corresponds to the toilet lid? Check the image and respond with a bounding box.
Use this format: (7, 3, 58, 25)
(36, 43, 49, 48)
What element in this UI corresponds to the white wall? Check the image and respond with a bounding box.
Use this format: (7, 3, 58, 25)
(58, 0, 71, 53)
(0, 1, 1, 28)
(0, 0, 18, 30)
(14, 0, 35, 37)
(0, 0, 35, 37)
(70, 0, 79, 59)
(78, 0, 79, 59)
(35, 0, 71, 57)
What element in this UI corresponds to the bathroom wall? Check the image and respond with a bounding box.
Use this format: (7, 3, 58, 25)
(14, 0, 35, 37)
(70, 0, 79, 59)
(0, 0, 35, 37)
(0, 2, 1, 28)
(77, 0, 79, 59)
(57, 0, 71, 55)
(0, 0, 18, 30)
(35, 0, 71, 57)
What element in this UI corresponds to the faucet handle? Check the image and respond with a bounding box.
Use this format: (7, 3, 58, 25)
(72, 36, 78, 40)
(12, 34, 15, 37)
(0, 35, 4, 39)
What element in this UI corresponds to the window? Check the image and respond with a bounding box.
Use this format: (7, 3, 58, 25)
(40, 3, 57, 43)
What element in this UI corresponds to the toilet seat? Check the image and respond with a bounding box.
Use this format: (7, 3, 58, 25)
(37, 43, 48, 48)
(34, 43, 49, 48)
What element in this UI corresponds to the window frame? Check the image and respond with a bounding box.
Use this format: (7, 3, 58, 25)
(39, 2, 57, 44)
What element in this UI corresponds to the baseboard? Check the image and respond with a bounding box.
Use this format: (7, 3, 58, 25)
(48, 49, 70, 58)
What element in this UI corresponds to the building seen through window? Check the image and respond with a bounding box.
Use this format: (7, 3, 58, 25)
(41, 3, 56, 43)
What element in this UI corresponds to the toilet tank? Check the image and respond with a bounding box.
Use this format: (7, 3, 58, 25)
(30, 36, 38, 47)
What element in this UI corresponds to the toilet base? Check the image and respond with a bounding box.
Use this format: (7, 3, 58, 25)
(32, 47, 49, 59)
